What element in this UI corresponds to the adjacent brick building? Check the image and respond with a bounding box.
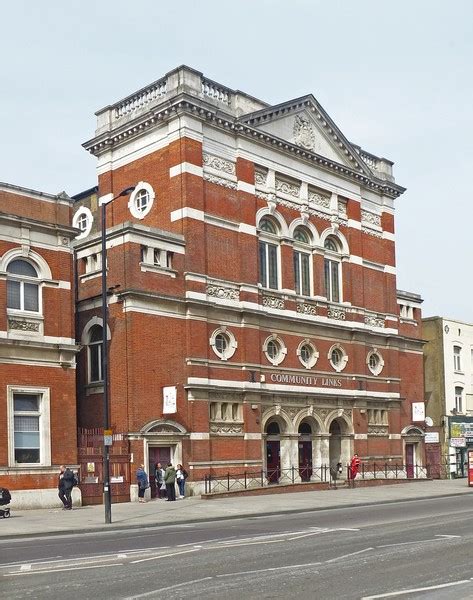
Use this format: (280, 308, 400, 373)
(0, 183, 78, 507)
(72, 66, 426, 499)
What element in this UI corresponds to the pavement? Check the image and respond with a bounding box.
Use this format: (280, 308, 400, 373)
(1, 478, 471, 539)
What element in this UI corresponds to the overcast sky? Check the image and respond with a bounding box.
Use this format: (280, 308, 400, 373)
(1, 1, 472, 322)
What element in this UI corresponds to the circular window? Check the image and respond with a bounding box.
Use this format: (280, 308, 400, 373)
(328, 344, 348, 372)
(263, 335, 287, 366)
(128, 182, 155, 219)
(210, 328, 237, 361)
(72, 207, 93, 239)
(367, 349, 384, 376)
(297, 340, 319, 369)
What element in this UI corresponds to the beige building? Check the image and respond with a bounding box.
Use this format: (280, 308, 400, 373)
(423, 316, 473, 478)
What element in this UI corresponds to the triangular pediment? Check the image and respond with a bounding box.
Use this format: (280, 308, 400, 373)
(239, 96, 370, 174)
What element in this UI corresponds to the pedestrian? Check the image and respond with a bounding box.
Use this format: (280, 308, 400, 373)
(176, 464, 188, 499)
(136, 464, 149, 502)
(155, 462, 166, 499)
(58, 465, 75, 510)
(349, 453, 361, 480)
(164, 462, 176, 501)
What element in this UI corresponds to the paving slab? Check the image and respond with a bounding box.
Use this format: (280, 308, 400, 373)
(0, 478, 471, 539)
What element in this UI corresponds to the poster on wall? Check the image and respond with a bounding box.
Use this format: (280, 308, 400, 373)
(163, 386, 177, 414)
(412, 402, 425, 422)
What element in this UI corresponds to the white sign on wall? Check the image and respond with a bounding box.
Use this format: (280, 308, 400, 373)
(424, 432, 439, 443)
(163, 386, 177, 414)
(412, 402, 425, 422)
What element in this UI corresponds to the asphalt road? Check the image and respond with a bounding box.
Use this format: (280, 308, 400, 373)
(1, 495, 473, 599)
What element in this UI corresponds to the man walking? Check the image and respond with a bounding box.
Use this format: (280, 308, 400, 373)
(155, 462, 165, 499)
(58, 465, 75, 510)
(164, 462, 176, 501)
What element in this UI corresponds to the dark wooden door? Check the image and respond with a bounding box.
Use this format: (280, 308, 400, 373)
(298, 441, 312, 481)
(148, 447, 171, 498)
(266, 440, 280, 483)
(406, 444, 415, 478)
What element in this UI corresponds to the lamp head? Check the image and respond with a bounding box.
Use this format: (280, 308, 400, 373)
(118, 186, 136, 197)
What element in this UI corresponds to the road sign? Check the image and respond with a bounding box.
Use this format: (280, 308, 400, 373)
(104, 429, 113, 446)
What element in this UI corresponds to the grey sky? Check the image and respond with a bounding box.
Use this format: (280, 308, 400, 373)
(2, 1, 472, 321)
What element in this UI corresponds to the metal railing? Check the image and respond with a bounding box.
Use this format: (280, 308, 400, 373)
(203, 463, 430, 495)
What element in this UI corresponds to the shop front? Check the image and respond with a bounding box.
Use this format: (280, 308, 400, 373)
(449, 417, 473, 478)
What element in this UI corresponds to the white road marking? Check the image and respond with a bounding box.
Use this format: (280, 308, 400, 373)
(435, 534, 461, 538)
(361, 579, 472, 599)
(325, 547, 373, 563)
(216, 561, 322, 578)
(125, 577, 213, 598)
(4, 563, 123, 577)
(377, 538, 445, 548)
(288, 530, 330, 540)
(19, 564, 31, 571)
(208, 539, 287, 550)
(130, 548, 200, 564)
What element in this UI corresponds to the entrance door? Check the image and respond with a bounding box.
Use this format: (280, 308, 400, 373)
(266, 441, 280, 483)
(148, 447, 171, 498)
(406, 444, 415, 478)
(298, 441, 312, 481)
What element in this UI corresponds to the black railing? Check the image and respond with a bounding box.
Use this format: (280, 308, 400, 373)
(203, 463, 430, 494)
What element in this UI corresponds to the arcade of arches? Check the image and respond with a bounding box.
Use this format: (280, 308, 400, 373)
(263, 407, 353, 482)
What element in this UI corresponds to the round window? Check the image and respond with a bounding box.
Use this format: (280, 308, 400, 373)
(72, 207, 93, 239)
(367, 350, 384, 376)
(300, 344, 313, 365)
(77, 213, 89, 232)
(128, 182, 155, 219)
(210, 328, 237, 361)
(331, 348, 342, 366)
(329, 345, 347, 372)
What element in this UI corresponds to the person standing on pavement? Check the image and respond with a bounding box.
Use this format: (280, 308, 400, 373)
(58, 465, 75, 510)
(155, 462, 166, 499)
(349, 453, 361, 480)
(164, 462, 176, 501)
(136, 464, 149, 503)
(176, 464, 188, 499)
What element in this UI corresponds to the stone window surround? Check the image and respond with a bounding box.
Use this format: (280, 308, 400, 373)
(7, 385, 51, 468)
(128, 181, 155, 220)
(366, 348, 385, 376)
(328, 343, 348, 372)
(72, 206, 94, 240)
(263, 334, 287, 366)
(296, 339, 319, 369)
(209, 326, 238, 361)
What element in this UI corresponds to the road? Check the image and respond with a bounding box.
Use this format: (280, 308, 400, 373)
(1, 495, 473, 599)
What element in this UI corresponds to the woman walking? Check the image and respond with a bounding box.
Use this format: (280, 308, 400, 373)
(136, 464, 149, 502)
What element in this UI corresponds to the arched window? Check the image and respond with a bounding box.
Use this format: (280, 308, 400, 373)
(293, 226, 311, 296)
(7, 259, 40, 313)
(258, 217, 279, 289)
(88, 325, 104, 383)
(453, 346, 462, 372)
(455, 387, 463, 413)
(324, 236, 341, 302)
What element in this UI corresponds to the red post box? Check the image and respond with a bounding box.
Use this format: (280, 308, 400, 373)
(468, 450, 473, 487)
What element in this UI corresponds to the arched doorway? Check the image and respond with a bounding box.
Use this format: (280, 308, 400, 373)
(298, 421, 313, 481)
(329, 420, 342, 470)
(265, 420, 281, 483)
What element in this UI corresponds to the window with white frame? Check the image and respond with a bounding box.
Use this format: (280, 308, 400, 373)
(72, 206, 93, 239)
(258, 217, 279, 290)
(88, 324, 104, 383)
(7, 259, 40, 313)
(367, 349, 384, 376)
(297, 339, 319, 369)
(8, 387, 51, 466)
(209, 327, 237, 361)
(453, 346, 462, 372)
(128, 182, 155, 219)
(328, 344, 348, 372)
(293, 226, 312, 296)
(324, 237, 341, 303)
(263, 335, 287, 366)
(455, 387, 463, 413)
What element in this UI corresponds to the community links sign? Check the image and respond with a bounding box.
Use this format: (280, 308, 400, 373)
(268, 372, 344, 387)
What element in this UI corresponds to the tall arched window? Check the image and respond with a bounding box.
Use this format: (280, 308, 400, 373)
(258, 217, 279, 289)
(324, 236, 341, 302)
(88, 325, 104, 383)
(7, 259, 40, 312)
(293, 226, 312, 296)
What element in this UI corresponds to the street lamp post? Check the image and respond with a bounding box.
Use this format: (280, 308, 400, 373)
(101, 185, 135, 524)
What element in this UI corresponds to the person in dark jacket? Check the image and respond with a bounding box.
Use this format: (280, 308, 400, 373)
(155, 462, 165, 499)
(58, 465, 75, 510)
(164, 463, 176, 501)
(136, 465, 149, 502)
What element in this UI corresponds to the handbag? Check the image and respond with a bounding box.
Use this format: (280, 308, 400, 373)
(160, 482, 166, 490)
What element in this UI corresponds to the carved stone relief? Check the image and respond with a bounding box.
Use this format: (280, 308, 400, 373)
(275, 178, 300, 198)
(8, 320, 40, 332)
(207, 284, 239, 301)
(262, 295, 285, 310)
(293, 114, 316, 150)
(203, 173, 237, 189)
(296, 302, 317, 316)
(364, 315, 385, 328)
(327, 306, 346, 320)
(203, 153, 236, 175)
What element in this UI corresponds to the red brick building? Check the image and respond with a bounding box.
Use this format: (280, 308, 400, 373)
(73, 66, 425, 498)
(0, 183, 78, 507)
